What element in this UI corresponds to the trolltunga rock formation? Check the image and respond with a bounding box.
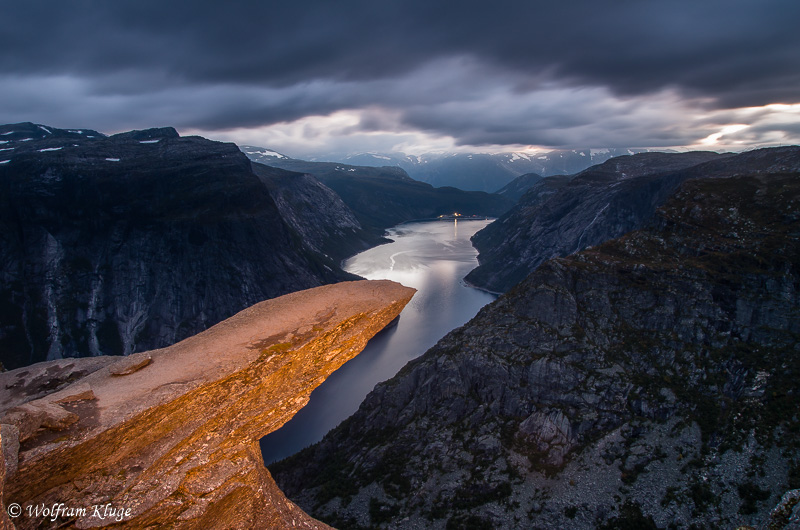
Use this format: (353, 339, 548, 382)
(0, 279, 415, 529)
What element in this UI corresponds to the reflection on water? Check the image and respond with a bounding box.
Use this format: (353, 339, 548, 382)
(260, 219, 496, 464)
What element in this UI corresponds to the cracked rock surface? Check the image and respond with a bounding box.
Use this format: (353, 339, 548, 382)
(0, 280, 414, 529)
(274, 150, 800, 529)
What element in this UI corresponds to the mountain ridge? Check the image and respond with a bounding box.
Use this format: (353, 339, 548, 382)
(0, 280, 415, 529)
(463, 150, 798, 293)
(0, 123, 361, 369)
(240, 145, 662, 192)
(241, 147, 514, 231)
(272, 148, 800, 529)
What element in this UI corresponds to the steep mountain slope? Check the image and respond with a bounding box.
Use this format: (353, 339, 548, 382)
(465, 150, 747, 293)
(241, 149, 514, 231)
(0, 123, 355, 369)
(252, 163, 386, 262)
(242, 148, 415, 183)
(339, 149, 657, 192)
(494, 172, 544, 203)
(273, 166, 800, 528)
(394, 153, 527, 193)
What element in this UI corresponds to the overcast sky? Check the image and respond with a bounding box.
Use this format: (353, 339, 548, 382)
(2, 0, 799, 158)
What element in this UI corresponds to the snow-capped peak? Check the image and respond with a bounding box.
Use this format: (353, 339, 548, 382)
(509, 152, 533, 162)
(242, 146, 287, 159)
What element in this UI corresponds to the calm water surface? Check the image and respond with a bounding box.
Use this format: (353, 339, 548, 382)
(261, 219, 496, 464)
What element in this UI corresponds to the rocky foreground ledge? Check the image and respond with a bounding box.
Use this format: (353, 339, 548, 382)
(0, 280, 415, 529)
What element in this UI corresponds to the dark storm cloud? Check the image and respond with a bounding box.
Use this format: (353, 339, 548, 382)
(5, 0, 798, 99)
(2, 0, 799, 148)
(399, 85, 702, 148)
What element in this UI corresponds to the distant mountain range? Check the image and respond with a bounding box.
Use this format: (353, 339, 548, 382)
(242, 146, 661, 192)
(494, 172, 544, 203)
(272, 145, 800, 529)
(242, 148, 514, 230)
(467, 151, 738, 292)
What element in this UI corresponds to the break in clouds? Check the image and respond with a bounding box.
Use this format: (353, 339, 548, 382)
(2, 0, 799, 156)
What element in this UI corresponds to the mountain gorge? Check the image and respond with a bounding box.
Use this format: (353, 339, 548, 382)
(3, 122, 799, 529)
(244, 146, 655, 193)
(465, 150, 753, 293)
(0, 123, 361, 370)
(272, 147, 800, 529)
(494, 172, 544, 203)
(252, 163, 385, 263)
(241, 148, 513, 231)
(339, 149, 656, 192)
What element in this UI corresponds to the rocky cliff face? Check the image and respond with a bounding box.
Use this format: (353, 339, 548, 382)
(252, 163, 386, 263)
(466, 150, 745, 293)
(0, 123, 358, 370)
(273, 164, 800, 528)
(0, 280, 415, 529)
(241, 154, 514, 232)
(494, 173, 544, 203)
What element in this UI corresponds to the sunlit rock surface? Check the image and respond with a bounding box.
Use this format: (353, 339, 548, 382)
(0, 280, 414, 529)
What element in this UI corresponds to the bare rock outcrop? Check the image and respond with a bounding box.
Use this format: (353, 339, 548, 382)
(0, 279, 415, 529)
(765, 489, 800, 529)
(0, 122, 361, 370)
(466, 148, 800, 293)
(275, 158, 800, 529)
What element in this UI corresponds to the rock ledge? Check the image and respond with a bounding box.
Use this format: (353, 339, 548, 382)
(0, 280, 415, 529)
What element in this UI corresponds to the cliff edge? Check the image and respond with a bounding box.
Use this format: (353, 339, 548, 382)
(0, 279, 415, 529)
(275, 169, 800, 528)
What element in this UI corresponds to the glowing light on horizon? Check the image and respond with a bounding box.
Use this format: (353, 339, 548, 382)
(699, 124, 750, 146)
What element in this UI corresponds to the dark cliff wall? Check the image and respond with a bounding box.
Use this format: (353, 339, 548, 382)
(466, 151, 741, 293)
(0, 123, 353, 369)
(252, 162, 386, 262)
(494, 172, 544, 203)
(273, 154, 800, 529)
(246, 157, 514, 231)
